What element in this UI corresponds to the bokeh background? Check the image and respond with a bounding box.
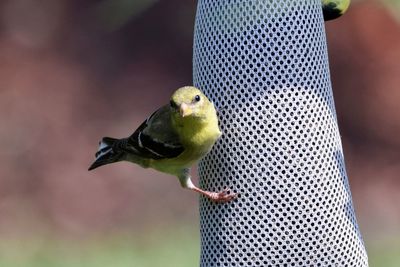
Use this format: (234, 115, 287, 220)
(0, 0, 399, 266)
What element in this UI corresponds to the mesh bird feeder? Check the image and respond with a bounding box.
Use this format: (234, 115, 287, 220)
(193, 0, 368, 266)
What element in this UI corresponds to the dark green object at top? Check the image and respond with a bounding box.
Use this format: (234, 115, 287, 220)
(322, 0, 351, 21)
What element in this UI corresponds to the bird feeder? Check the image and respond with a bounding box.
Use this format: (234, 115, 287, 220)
(193, 0, 368, 266)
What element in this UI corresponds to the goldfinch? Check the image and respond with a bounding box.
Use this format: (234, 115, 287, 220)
(89, 86, 237, 202)
(322, 0, 351, 21)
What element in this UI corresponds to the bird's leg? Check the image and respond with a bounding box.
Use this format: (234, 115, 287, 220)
(190, 186, 238, 203)
(178, 170, 237, 203)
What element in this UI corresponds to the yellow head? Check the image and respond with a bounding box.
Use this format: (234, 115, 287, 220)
(170, 86, 215, 120)
(170, 86, 221, 147)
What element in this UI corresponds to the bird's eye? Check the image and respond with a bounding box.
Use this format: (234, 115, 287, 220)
(193, 95, 201, 102)
(170, 100, 178, 109)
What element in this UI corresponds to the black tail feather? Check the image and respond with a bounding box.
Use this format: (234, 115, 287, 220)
(88, 137, 123, 171)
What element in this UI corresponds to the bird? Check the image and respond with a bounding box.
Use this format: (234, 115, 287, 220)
(322, 0, 351, 21)
(88, 86, 237, 203)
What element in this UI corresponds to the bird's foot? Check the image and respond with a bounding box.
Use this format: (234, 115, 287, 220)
(195, 188, 238, 203)
(183, 178, 238, 203)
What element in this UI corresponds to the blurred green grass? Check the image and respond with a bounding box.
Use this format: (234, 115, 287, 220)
(0, 228, 398, 267)
(367, 238, 400, 267)
(0, 227, 199, 267)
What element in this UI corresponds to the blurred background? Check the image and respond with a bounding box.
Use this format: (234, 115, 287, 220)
(0, 0, 399, 266)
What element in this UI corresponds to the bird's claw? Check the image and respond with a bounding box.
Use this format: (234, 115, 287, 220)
(208, 188, 238, 203)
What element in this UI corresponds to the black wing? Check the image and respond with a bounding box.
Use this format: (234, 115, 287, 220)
(123, 105, 184, 160)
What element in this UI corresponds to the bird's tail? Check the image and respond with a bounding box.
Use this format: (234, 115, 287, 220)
(88, 137, 124, 171)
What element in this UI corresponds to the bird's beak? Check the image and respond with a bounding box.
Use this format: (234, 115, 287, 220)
(179, 103, 192, 117)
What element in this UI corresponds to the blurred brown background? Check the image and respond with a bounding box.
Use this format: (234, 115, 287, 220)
(0, 0, 399, 265)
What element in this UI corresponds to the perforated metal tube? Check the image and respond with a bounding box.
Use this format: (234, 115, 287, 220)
(193, 1, 368, 266)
